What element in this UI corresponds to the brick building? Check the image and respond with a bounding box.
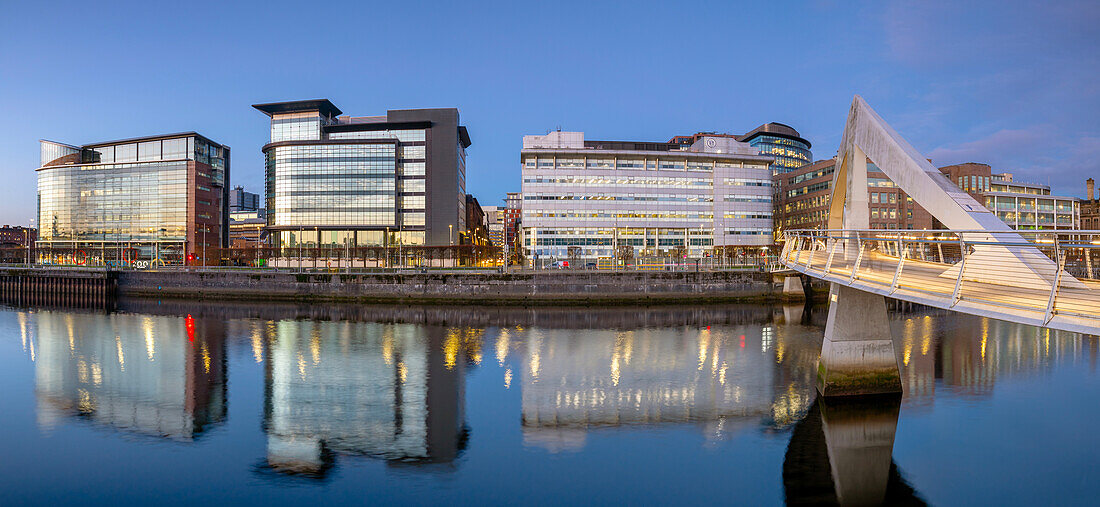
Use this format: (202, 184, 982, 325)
(775, 157, 933, 233)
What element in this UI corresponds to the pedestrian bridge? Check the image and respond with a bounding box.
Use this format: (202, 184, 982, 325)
(781, 229, 1100, 335)
(791, 95, 1100, 397)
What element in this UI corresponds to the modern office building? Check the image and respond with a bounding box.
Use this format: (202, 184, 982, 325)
(482, 205, 505, 249)
(984, 173, 1079, 230)
(669, 124, 812, 177)
(229, 185, 261, 213)
(253, 100, 471, 252)
(1083, 178, 1099, 230)
(229, 209, 267, 248)
(738, 123, 812, 175)
(37, 133, 229, 266)
(520, 131, 774, 262)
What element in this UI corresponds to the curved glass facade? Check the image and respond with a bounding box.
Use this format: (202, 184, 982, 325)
(256, 101, 469, 250)
(38, 160, 189, 242)
(748, 135, 811, 175)
(36, 134, 228, 266)
(267, 144, 397, 228)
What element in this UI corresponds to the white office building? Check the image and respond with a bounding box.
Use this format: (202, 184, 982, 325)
(520, 131, 774, 262)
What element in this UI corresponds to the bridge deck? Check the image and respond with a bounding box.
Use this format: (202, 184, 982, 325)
(785, 245, 1100, 335)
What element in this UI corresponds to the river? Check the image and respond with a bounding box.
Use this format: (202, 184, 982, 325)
(0, 300, 1096, 505)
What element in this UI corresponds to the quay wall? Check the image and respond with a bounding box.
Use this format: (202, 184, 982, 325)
(112, 270, 806, 305)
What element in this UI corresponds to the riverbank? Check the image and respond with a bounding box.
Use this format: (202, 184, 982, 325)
(108, 269, 818, 305)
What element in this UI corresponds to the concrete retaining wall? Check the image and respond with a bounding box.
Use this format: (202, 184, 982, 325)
(118, 270, 793, 304)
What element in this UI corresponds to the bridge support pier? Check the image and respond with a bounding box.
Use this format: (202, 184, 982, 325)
(782, 275, 806, 299)
(818, 284, 901, 397)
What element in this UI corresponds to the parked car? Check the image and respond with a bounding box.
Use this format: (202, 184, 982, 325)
(546, 260, 569, 269)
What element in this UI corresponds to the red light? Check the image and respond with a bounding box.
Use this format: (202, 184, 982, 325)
(185, 314, 195, 342)
(739, 334, 745, 348)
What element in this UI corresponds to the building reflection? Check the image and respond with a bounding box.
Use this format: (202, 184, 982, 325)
(260, 321, 470, 478)
(514, 309, 824, 451)
(33, 311, 226, 440)
(896, 310, 1095, 406)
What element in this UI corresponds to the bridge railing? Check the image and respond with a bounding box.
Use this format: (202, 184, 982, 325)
(781, 229, 1100, 326)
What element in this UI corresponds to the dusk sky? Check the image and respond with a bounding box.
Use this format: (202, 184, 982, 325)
(1, 0, 1097, 226)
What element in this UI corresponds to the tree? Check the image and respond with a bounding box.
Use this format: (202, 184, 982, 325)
(671, 245, 688, 263)
(615, 245, 634, 267)
(567, 246, 582, 268)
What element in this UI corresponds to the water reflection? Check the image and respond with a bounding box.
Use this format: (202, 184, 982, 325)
(9, 300, 1099, 501)
(259, 321, 470, 478)
(896, 311, 1091, 405)
(32, 311, 226, 440)
(515, 310, 824, 451)
(784, 397, 925, 506)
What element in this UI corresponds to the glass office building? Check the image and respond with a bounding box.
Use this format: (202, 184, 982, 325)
(520, 131, 775, 263)
(254, 100, 471, 252)
(984, 174, 1079, 230)
(738, 123, 812, 175)
(36, 133, 229, 266)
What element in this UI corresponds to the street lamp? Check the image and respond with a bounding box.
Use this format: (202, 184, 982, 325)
(156, 227, 166, 268)
(449, 224, 454, 268)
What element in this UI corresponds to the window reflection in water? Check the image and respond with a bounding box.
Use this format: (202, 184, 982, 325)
(512, 315, 823, 452)
(16, 301, 1099, 488)
(32, 311, 226, 440)
(896, 312, 1090, 408)
(259, 321, 470, 478)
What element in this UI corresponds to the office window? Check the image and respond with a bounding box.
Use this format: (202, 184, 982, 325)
(115, 143, 137, 162)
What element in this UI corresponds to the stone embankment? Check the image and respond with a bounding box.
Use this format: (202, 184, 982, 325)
(113, 270, 813, 305)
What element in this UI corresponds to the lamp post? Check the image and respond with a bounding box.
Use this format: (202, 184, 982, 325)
(156, 227, 166, 268)
(449, 224, 454, 268)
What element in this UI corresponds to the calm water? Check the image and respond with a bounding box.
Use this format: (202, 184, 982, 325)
(0, 300, 1098, 505)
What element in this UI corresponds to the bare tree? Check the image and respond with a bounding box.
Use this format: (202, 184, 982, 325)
(615, 245, 634, 268)
(567, 246, 582, 268)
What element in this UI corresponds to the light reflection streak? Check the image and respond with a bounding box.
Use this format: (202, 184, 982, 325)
(496, 328, 510, 366)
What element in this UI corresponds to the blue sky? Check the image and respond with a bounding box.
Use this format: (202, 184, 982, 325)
(1, 0, 1097, 225)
